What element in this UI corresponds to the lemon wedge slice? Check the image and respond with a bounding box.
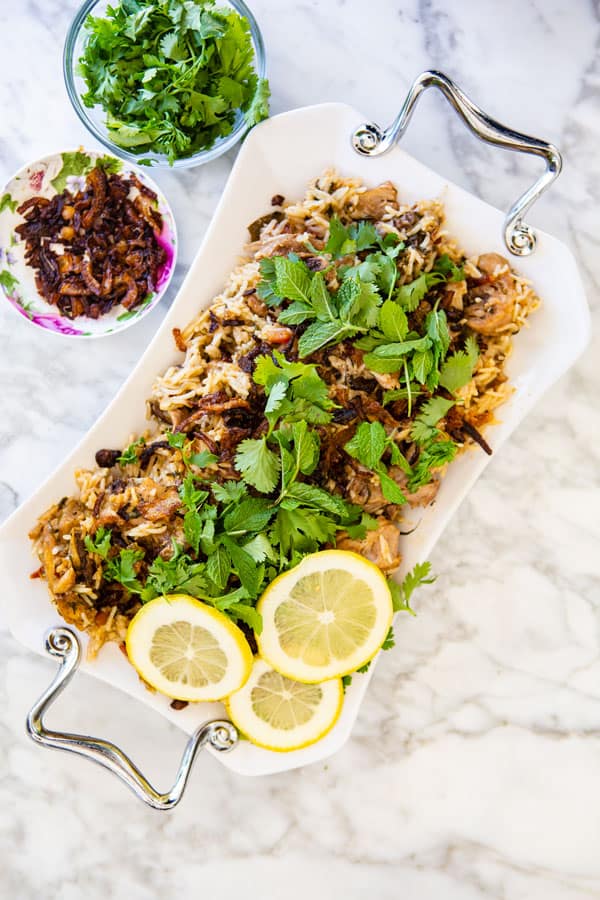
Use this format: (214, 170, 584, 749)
(257, 549, 393, 683)
(226, 657, 343, 751)
(125, 594, 252, 702)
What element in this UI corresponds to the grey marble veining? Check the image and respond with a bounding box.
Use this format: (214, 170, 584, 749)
(1, 1, 600, 898)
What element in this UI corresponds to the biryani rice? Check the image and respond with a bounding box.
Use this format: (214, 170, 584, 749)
(29, 170, 539, 657)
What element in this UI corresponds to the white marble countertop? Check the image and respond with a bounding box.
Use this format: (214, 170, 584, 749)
(1, 1, 599, 897)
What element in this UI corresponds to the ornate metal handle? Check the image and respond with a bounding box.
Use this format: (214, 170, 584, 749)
(351, 69, 562, 257)
(26, 628, 238, 810)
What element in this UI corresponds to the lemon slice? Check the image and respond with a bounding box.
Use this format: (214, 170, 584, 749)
(125, 594, 252, 702)
(257, 549, 393, 683)
(226, 657, 343, 751)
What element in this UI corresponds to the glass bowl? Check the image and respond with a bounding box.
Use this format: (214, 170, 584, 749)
(63, 0, 266, 169)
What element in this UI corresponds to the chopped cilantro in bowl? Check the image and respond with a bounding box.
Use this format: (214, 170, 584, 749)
(64, 0, 269, 167)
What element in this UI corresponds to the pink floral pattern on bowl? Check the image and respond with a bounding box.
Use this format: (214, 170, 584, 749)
(0, 150, 177, 338)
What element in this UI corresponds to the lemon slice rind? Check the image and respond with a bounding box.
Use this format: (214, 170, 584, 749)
(226, 657, 343, 752)
(126, 594, 253, 702)
(257, 549, 393, 684)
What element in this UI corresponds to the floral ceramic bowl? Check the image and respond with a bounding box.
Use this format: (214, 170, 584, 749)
(0, 150, 177, 337)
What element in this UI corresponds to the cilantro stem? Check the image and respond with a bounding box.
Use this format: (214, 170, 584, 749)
(404, 358, 413, 417)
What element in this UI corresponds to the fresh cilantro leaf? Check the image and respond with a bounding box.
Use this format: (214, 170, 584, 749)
(353, 221, 379, 251)
(235, 436, 281, 493)
(142, 543, 207, 602)
(356, 661, 371, 674)
(324, 216, 351, 257)
(166, 431, 186, 450)
(408, 438, 457, 491)
(211, 481, 247, 505)
(382, 627, 395, 651)
(117, 437, 146, 465)
(227, 601, 263, 634)
(104, 548, 144, 595)
(389, 561, 435, 613)
(410, 396, 455, 444)
(222, 536, 262, 596)
(0, 193, 17, 214)
(342, 674, 353, 691)
(439, 335, 479, 392)
(343, 512, 379, 540)
(79, 2, 269, 164)
(0, 270, 19, 292)
(434, 253, 464, 282)
(50, 151, 91, 193)
(84, 527, 112, 559)
(244, 77, 270, 127)
(271, 506, 338, 558)
(189, 450, 218, 468)
(242, 533, 276, 563)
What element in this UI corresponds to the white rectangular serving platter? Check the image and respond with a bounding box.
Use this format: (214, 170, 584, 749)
(0, 103, 590, 776)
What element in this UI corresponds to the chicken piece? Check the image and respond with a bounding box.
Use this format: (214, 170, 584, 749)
(336, 517, 401, 572)
(247, 233, 307, 259)
(464, 253, 515, 335)
(137, 488, 181, 522)
(352, 181, 398, 219)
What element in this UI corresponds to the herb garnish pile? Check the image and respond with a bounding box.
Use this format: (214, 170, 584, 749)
(79, 0, 270, 164)
(84, 211, 480, 655)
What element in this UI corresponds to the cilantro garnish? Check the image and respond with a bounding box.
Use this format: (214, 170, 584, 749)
(117, 437, 146, 466)
(84, 527, 112, 559)
(79, 0, 270, 164)
(439, 335, 479, 392)
(388, 562, 436, 614)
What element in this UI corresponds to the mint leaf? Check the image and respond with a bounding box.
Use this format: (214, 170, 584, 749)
(377, 468, 407, 505)
(344, 421, 387, 469)
(273, 256, 313, 304)
(222, 536, 262, 596)
(309, 271, 336, 319)
(378, 300, 408, 341)
(285, 482, 350, 516)
(207, 545, 231, 591)
(298, 319, 351, 357)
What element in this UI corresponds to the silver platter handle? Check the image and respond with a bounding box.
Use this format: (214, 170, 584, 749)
(351, 69, 562, 257)
(26, 627, 238, 810)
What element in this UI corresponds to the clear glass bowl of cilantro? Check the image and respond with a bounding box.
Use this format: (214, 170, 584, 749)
(64, 0, 269, 168)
